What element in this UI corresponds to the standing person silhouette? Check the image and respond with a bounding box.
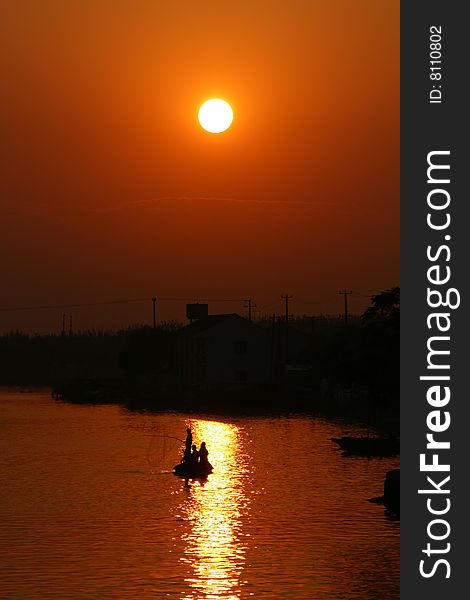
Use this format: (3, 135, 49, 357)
(181, 427, 192, 463)
(185, 428, 192, 451)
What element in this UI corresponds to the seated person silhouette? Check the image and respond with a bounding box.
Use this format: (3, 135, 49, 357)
(199, 442, 209, 466)
(189, 444, 199, 465)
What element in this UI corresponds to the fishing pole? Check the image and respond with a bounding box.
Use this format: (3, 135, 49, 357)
(145, 434, 185, 443)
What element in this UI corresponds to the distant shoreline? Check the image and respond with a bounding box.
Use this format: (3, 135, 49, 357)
(2, 381, 398, 435)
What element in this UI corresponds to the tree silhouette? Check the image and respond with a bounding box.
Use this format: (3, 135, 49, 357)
(362, 286, 400, 322)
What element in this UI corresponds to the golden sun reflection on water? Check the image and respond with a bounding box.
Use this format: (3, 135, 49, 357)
(177, 420, 250, 600)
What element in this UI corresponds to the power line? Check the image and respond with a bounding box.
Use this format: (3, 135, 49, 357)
(0, 297, 150, 313)
(257, 299, 281, 312)
(0, 296, 245, 313)
(182, 297, 243, 303)
(0, 291, 373, 316)
(292, 295, 337, 305)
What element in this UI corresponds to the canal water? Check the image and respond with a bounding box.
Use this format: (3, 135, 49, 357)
(0, 389, 399, 599)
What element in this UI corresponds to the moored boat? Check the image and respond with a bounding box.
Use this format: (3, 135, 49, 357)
(331, 436, 399, 456)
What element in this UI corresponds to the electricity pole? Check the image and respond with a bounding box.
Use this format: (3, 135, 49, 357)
(152, 297, 157, 329)
(281, 294, 293, 366)
(244, 298, 256, 322)
(281, 294, 293, 327)
(69, 315, 73, 336)
(339, 289, 352, 326)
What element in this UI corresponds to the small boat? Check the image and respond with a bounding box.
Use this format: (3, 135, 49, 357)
(173, 462, 213, 479)
(331, 436, 399, 457)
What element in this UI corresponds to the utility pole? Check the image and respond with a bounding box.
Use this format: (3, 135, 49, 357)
(152, 297, 157, 329)
(69, 315, 73, 336)
(62, 313, 66, 336)
(339, 289, 352, 326)
(270, 313, 277, 383)
(281, 294, 293, 327)
(281, 294, 293, 366)
(311, 315, 315, 336)
(244, 298, 256, 322)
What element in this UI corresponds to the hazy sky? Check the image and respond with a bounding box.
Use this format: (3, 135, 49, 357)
(1, 0, 399, 332)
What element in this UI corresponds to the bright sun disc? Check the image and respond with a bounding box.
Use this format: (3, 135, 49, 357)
(198, 99, 233, 133)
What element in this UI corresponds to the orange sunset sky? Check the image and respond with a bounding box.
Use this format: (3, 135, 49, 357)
(1, 1, 399, 332)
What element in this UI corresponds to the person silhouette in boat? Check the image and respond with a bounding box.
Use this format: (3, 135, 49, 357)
(189, 444, 199, 465)
(185, 428, 192, 452)
(198, 442, 209, 466)
(181, 427, 192, 463)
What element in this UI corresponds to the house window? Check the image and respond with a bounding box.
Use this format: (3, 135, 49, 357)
(234, 369, 248, 383)
(234, 340, 248, 355)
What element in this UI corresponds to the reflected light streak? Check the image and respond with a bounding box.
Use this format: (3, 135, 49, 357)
(178, 420, 249, 600)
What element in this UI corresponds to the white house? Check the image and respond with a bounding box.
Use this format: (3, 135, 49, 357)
(176, 314, 272, 389)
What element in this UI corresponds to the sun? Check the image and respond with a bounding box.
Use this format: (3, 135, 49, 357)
(198, 99, 233, 134)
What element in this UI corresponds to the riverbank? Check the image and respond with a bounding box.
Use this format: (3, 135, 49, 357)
(46, 378, 399, 435)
